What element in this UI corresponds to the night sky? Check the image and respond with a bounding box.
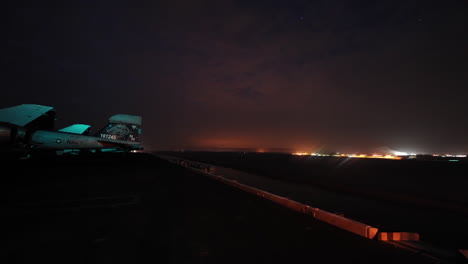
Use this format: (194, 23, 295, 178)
(4, 0, 468, 154)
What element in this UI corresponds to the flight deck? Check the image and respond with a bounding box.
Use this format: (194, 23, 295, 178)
(4, 153, 460, 263)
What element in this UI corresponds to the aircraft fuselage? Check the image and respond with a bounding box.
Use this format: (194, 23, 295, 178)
(30, 130, 137, 150)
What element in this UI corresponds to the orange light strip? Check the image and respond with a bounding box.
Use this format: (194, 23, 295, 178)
(292, 152, 403, 160)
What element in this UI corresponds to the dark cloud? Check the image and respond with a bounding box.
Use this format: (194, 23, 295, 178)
(3, 0, 468, 153)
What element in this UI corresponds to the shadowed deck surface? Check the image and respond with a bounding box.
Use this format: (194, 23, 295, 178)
(158, 151, 468, 251)
(4, 153, 440, 263)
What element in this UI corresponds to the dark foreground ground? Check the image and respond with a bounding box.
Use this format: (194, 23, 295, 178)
(2, 153, 461, 263)
(157, 151, 468, 250)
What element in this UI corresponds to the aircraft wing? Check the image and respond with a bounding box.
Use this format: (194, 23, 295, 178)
(0, 104, 55, 127)
(59, 124, 91, 135)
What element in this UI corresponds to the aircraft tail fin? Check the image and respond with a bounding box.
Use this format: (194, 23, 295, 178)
(94, 114, 142, 142)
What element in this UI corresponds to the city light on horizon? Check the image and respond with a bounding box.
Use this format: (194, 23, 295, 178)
(292, 152, 404, 160)
(291, 151, 467, 161)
